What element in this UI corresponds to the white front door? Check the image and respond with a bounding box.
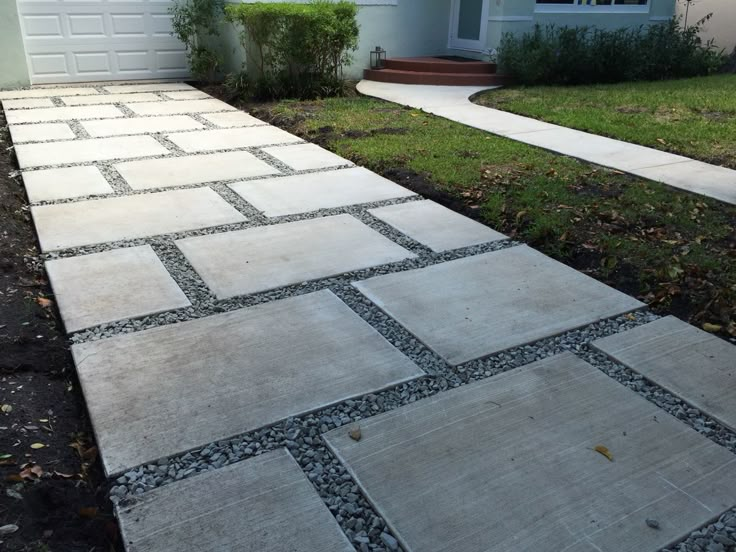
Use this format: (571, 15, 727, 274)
(16, 0, 190, 84)
(449, 0, 489, 52)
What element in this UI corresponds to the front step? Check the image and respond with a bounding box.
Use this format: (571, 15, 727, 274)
(385, 57, 497, 74)
(363, 68, 508, 86)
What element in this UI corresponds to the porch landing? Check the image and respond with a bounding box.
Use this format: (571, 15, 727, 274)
(363, 56, 509, 86)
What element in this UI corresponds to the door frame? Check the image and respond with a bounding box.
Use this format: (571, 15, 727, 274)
(448, 0, 490, 52)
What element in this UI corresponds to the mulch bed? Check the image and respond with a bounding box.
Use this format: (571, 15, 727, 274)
(0, 111, 119, 551)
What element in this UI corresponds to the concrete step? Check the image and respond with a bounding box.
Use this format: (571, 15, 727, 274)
(363, 68, 509, 86)
(385, 57, 497, 74)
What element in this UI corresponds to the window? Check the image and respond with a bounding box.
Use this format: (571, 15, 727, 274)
(535, 0, 648, 12)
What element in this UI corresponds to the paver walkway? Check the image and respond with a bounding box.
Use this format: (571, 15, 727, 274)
(357, 80, 736, 206)
(2, 83, 736, 552)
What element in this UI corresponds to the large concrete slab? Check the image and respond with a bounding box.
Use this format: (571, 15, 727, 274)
(369, 200, 506, 252)
(117, 449, 354, 552)
(325, 352, 736, 552)
(262, 143, 350, 171)
(71, 290, 422, 474)
(32, 187, 246, 252)
(0, 87, 99, 100)
(81, 115, 205, 137)
(9, 123, 75, 143)
(14, 135, 170, 169)
(103, 83, 194, 94)
(116, 151, 279, 190)
(127, 99, 235, 117)
(5, 104, 123, 124)
(167, 126, 301, 153)
(22, 166, 113, 203)
(177, 214, 415, 299)
(199, 111, 266, 128)
(229, 167, 416, 217)
(593, 316, 736, 431)
(161, 89, 210, 100)
(60, 93, 160, 105)
(46, 245, 190, 333)
(631, 160, 736, 206)
(2, 98, 54, 109)
(354, 245, 644, 365)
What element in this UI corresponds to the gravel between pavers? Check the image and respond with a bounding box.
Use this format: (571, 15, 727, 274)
(8, 90, 736, 552)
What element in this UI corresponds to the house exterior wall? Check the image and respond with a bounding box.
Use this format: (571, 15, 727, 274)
(223, 0, 451, 80)
(0, 2, 30, 89)
(481, 0, 676, 53)
(223, 0, 677, 77)
(677, 0, 736, 53)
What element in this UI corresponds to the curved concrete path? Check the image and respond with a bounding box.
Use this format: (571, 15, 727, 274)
(357, 80, 736, 205)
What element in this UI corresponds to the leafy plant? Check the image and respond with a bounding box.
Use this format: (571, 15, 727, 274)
(224, 0, 359, 99)
(170, 0, 224, 82)
(499, 18, 726, 85)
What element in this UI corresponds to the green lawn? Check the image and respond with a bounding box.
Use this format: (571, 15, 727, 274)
(473, 75, 736, 170)
(247, 94, 736, 338)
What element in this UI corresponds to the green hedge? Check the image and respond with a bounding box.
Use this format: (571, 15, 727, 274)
(499, 19, 726, 85)
(225, 0, 359, 99)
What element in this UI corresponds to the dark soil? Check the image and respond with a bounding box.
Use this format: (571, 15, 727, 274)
(0, 111, 118, 551)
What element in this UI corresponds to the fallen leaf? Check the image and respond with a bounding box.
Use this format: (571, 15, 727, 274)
(594, 445, 614, 462)
(30, 443, 45, 450)
(0, 524, 19, 536)
(349, 426, 362, 442)
(78, 507, 98, 519)
(702, 323, 722, 333)
(656, 138, 667, 145)
(36, 297, 53, 309)
(1, 404, 12, 413)
(646, 518, 660, 529)
(19, 464, 43, 480)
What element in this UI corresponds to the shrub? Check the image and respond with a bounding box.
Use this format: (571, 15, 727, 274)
(170, 0, 224, 82)
(224, 0, 359, 99)
(499, 18, 726, 85)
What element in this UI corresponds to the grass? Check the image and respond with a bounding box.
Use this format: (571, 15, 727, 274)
(473, 74, 736, 169)
(245, 93, 736, 338)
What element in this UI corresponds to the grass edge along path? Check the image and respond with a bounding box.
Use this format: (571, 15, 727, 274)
(472, 74, 736, 170)
(237, 92, 736, 341)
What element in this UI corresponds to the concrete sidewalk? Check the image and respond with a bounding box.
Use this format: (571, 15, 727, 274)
(357, 80, 736, 206)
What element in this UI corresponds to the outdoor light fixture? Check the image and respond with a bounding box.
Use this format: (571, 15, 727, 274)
(370, 46, 386, 70)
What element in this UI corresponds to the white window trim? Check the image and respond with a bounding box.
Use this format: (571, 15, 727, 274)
(535, 2, 650, 14)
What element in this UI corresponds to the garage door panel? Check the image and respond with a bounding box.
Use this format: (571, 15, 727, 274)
(18, 0, 190, 83)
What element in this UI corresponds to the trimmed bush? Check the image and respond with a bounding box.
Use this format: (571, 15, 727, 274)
(170, 0, 225, 82)
(225, 0, 359, 99)
(499, 19, 726, 85)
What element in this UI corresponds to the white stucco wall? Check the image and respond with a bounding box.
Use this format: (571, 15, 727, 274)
(677, 0, 736, 53)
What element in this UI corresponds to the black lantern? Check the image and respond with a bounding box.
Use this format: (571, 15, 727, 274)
(370, 46, 386, 70)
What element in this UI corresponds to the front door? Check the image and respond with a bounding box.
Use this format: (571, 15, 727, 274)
(449, 0, 489, 52)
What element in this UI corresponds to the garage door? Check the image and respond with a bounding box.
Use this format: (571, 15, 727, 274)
(16, 0, 191, 84)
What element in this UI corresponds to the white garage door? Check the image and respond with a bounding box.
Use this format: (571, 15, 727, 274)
(16, 0, 191, 84)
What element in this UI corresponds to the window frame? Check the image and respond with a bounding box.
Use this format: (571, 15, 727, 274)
(535, 0, 650, 14)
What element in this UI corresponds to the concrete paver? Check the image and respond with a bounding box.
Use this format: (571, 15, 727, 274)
(326, 352, 736, 552)
(32, 187, 246, 251)
(46, 245, 190, 332)
(354, 245, 643, 365)
(117, 449, 355, 552)
(71, 290, 422, 474)
(177, 214, 415, 298)
(22, 165, 113, 203)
